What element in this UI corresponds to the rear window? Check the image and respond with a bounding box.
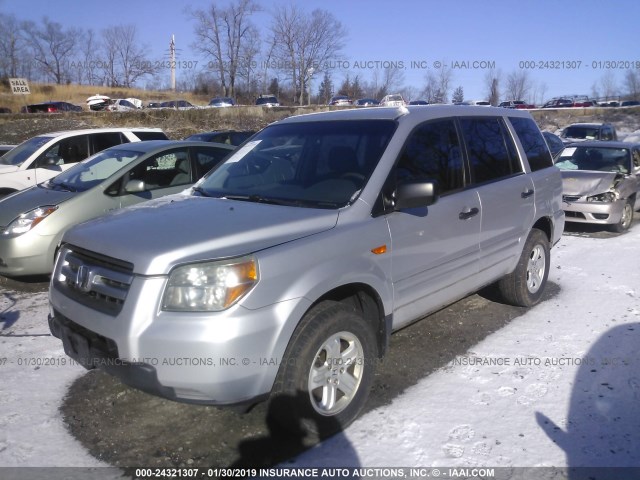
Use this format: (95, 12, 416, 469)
(133, 131, 169, 141)
(92, 132, 126, 152)
(509, 117, 553, 171)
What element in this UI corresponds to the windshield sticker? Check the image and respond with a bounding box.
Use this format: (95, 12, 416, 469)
(225, 140, 261, 163)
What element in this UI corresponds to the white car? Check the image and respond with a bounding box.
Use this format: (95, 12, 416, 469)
(379, 94, 406, 107)
(107, 99, 141, 112)
(0, 128, 168, 197)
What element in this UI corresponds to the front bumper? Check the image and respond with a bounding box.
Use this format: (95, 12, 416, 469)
(49, 274, 309, 405)
(562, 198, 625, 225)
(0, 231, 56, 276)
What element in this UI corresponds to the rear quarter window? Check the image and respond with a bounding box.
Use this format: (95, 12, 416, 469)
(460, 117, 522, 184)
(134, 131, 169, 141)
(509, 117, 553, 171)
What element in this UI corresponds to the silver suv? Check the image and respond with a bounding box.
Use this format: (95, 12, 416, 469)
(49, 106, 564, 433)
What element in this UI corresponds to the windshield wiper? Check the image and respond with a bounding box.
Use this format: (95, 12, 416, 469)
(48, 180, 76, 192)
(222, 194, 304, 206)
(191, 186, 211, 197)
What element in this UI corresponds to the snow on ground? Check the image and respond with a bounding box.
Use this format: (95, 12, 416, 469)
(1, 228, 640, 474)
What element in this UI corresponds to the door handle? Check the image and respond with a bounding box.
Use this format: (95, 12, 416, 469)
(521, 189, 534, 198)
(459, 207, 479, 220)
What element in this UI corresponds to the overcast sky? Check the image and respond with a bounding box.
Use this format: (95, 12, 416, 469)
(2, 0, 638, 101)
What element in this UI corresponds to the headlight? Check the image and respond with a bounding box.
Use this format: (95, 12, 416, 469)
(162, 256, 258, 312)
(2, 205, 58, 237)
(587, 191, 618, 202)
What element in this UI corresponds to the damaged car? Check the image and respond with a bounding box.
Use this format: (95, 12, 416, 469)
(556, 141, 640, 232)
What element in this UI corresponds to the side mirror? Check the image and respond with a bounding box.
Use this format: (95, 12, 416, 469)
(124, 179, 145, 193)
(37, 156, 60, 167)
(394, 179, 439, 210)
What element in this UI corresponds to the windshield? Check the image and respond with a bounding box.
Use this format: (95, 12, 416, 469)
(194, 120, 397, 208)
(0, 135, 53, 166)
(46, 149, 142, 192)
(556, 146, 630, 174)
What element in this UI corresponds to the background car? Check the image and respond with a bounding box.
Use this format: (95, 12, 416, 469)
(107, 99, 139, 112)
(542, 98, 574, 108)
(354, 98, 380, 107)
(328, 95, 353, 106)
(159, 100, 198, 109)
(408, 100, 429, 105)
(0, 145, 16, 157)
(379, 94, 406, 107)
(560, 123, 617, 144)
(21, 102, 83, 113)
(555, 141, 640, 232)
(0, 140, 235, 277)
(542, 132, 565, 160)
(620, 100, 640, 107)
(255, 95, 280, 107)
(0, 128, 169, 197)
(184, 130, 255, 146)
(498, 100, 535, 109)
(208, 97, 236, 107)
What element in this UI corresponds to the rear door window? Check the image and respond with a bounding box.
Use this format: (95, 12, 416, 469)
(460, 117, 522, 184)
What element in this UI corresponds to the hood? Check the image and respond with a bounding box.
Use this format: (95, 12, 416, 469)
(0, 164, 19, 174)
(0, 185, 76, 226)
(561, 170, 618, 196)
(62, 195, 339, 275)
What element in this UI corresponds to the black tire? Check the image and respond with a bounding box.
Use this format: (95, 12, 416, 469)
(269, 301, 377, 438)
(497, 228, 550, 307)
(610, 199, 633, 233)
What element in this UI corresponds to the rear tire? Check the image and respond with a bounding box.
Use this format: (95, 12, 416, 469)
(269, 302, 377, 438)
(497, 228, 550, 307)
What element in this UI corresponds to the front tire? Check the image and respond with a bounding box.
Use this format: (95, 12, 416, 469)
(269, 302, 377, 437)
(497, 228, 550, 307)
(611, 199, 633, 233)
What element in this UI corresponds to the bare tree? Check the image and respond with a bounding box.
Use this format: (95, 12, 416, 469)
(599, 71, 618, 101)
(22, 17, 80, 84)
(270, 5, 347, 105)
(190, 0, 260, 97)
(0, 13, 26, 78)
(505, 70, 531, 101)
(102, 25, 155, 87)
(373, 66, 405, 99)
(421, 66, 452, 103)
(624, 69, 640, 100)
(484, 68, 501, 105)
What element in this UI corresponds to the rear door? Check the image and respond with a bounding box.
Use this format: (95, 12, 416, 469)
(459, 117, 534, 282)
(387, 118, 481, 328)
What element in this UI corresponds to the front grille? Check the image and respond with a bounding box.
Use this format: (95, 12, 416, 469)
(563, 195, 582, 202)
(53, 245, 134, 316)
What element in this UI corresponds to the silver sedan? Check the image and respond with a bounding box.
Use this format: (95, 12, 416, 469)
(556, 141, 640, 232)
(0, 140, 234, 277)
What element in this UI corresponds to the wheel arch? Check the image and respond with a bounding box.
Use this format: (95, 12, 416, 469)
(310, 283, 389, 358)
